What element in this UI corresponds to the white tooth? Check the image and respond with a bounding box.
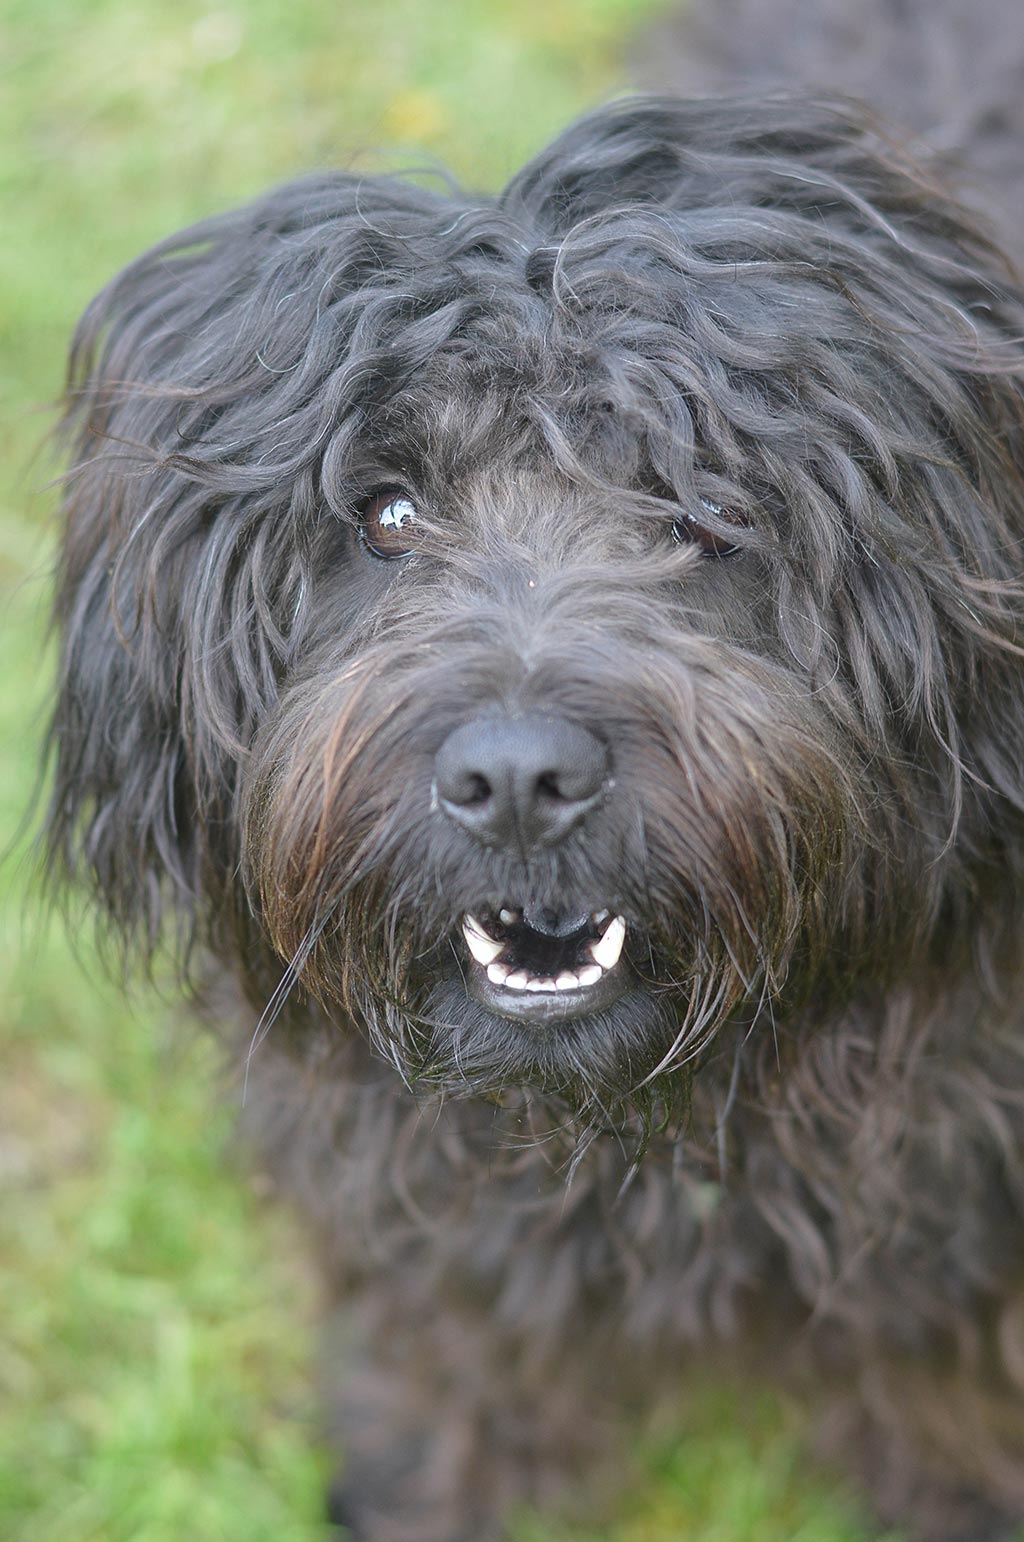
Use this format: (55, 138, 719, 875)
(589, 915, 626, 971)
(591, 909, 611, 926)
(555, 973, 580, 991)
(526, 978, 547, 992)
(505, 970, 529, 989)
(576, 964, 603, 987)
(463, 916, 504, 966)
(487, 962, 510, 985)
(536, 978, 557, 992)
(499, 908, 518, 925)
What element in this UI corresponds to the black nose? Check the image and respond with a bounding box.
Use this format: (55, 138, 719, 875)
(434, 714, 609, 851)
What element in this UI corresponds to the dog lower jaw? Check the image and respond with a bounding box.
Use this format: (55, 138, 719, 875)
(414, 965, 700, 1120)
(465, 952, 631, 1023)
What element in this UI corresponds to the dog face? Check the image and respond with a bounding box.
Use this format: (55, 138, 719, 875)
(48, 98, 1024, 1125)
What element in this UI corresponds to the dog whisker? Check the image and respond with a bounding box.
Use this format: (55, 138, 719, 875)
(242, 903, 337, 1103)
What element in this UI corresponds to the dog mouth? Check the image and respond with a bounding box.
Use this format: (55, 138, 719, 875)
(460, 906, 630, 1023)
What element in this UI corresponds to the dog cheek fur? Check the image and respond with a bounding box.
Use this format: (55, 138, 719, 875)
(43, 94, 1024, 1541)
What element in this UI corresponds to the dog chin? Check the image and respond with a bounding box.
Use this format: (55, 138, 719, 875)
(418, 963, 686, 1101)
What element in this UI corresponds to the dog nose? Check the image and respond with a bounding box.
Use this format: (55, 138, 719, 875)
(434, 715, 608, 851)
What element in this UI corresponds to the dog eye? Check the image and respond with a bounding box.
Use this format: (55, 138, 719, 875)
(672, 499, 742, 558)
(359, 489, 419, 560)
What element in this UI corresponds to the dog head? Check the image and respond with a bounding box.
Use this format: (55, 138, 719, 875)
(48, 98, 1024, 1128)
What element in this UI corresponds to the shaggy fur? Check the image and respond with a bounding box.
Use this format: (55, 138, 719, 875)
(46, 2, 1024, 1538)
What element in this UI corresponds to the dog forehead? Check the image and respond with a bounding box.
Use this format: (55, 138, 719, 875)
(352, 222, 896, 510)
(371, 337, 673, 497)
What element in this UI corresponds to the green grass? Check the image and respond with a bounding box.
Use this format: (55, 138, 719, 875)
(1, 1, 887, 1537)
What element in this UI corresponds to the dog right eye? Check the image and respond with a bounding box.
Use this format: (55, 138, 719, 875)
(359, 489, 419, 560)
(672, 499, 743, 558)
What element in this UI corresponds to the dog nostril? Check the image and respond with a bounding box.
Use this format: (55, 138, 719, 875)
(435, 761, 495, 810)
(461, 773, 493, 807)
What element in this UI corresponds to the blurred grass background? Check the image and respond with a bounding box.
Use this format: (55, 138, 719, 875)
(0, 1, 888, 1537)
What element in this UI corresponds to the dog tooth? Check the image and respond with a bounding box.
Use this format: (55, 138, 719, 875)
(591, 909, 611, 926)
(487, 962, 510, 985)
(555, 972, 580, 991)
(589, 915, 626, 970)
(525, 978, 547, 992)
(576, 964, 603, 987)
(498, 907, 518, 925)
(463, 916, 504, 966)
(536, 978, 557, 991)
(504, 970, 529, 989)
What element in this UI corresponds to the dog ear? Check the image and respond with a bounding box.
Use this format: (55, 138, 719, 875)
(44, 173, 463, 964)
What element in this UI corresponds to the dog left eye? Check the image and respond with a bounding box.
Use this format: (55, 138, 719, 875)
(360, 490, 419, 560)
(672, 499, 742, 558)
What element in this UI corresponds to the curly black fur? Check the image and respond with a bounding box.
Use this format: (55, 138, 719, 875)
(45, 3, 1024, 1537)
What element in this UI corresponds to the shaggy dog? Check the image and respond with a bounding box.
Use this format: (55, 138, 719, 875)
(46, 1, 1024, 1538)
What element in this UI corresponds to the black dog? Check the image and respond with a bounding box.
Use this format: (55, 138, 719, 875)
(46, 1, 1024, 1537)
